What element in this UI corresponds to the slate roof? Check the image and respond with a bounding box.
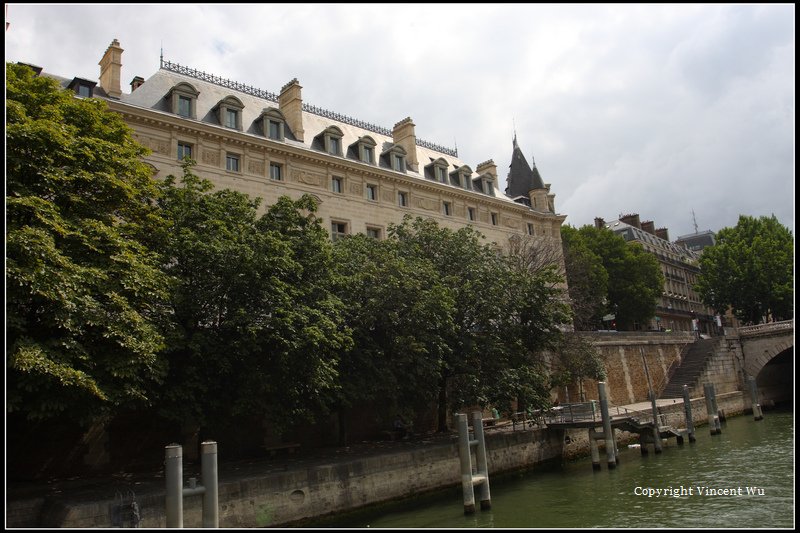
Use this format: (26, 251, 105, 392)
(505, 134, 545, 198)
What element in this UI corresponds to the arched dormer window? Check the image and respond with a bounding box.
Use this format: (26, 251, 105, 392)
(166, 82, 200, 119)
(381, 144, 407, 173)
(347, 135, 377, 164)
(424, 158, 450, 183)
(450, 164, 473, 189)
(472, 174, 496, 196)
(260, 107, 287, 141)
(312, 125, 344, 156)
(214, 95, 244, 131)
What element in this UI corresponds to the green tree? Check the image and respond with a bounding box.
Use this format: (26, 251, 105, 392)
(6, 62, 170, 423)
(560, 225, 608, 330)
(154, 165, 349, 433)
(332, 234, 453, 443)
(579, 225, 664, 330)
(696, 215, 793, 324)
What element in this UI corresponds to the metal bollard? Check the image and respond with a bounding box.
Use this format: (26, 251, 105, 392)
(165, 441, 219, 528)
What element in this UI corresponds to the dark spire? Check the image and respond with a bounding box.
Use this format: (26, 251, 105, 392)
(506, 135, 545, 197)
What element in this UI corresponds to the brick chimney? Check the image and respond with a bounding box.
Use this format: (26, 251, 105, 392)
(641, 220, 656, 235)
(619, 213, 641, 229)
(392, 117, 418, 171)
(656, 227, 670, 241)
(130, 76, 144, 92)
(99, 39, 123, 98)
(475, 159, 497, 180)
(594, 217, 606, 229)
(279, 78, 304, 142)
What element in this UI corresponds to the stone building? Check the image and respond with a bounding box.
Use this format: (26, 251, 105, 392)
(30, 39, 568, 255)
(594, 214, 718, 334)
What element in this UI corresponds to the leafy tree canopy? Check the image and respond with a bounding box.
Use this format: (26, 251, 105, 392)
(560, 225, 609, 330)
(6, 62, 170, 423)
(696, 215, 793, 324)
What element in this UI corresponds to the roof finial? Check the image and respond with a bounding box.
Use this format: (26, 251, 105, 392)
(513, 117, 518, 148)
(160, 41, 163, 67)
(692, 209, 698, 233)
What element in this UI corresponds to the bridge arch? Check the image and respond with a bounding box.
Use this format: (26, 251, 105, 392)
(739, 320, 793, 406)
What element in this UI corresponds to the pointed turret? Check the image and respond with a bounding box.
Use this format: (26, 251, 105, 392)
(505, 135, 545, 197)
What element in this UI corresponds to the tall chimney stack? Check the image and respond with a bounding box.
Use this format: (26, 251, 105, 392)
(99, 39, 123, 99)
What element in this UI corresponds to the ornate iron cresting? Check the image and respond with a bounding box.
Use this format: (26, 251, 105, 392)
(160, 58, 458, 157)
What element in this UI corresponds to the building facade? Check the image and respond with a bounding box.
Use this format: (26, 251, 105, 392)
(595, 214, 718, 335)
(33, 40, 568, 257)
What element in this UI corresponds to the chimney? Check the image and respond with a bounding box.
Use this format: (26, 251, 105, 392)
(594, 217, 606, 229)
(99, 39, 123, 98)
(130, 76, 144, 92)
(619, 213, 641, 229)
(641, 220, 656, 235)
(476, 159, 497, 180)
(392, 117, 419, 171)
(655, 227, 670, 241)
(279, 78, 304, 142)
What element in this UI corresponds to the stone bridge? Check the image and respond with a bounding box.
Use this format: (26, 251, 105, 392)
(735, 319, 794, 406)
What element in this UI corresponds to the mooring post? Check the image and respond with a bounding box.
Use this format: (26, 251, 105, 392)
(165, 444, 183, 528)
(640, 347, 662, 454)
(682, 385, 696, 443)
(589, 428, 601, 470)
(709, 383, 722, 433)
(748, 376, 764, 421)
(455, 413, 476, 514)
(471, 411, 491, 510)
(703, 384, 719, 435)
(597, 382, 616, 469)
(201, 441, 219, 527)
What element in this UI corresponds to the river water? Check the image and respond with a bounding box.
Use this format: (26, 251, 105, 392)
(316, 409, 794, 528)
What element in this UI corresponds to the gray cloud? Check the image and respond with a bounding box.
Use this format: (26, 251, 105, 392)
(5, 4, 794, 238)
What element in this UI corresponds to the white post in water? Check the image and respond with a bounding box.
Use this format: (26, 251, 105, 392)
(597, 382, 617, 469)
(455, 413, 476, 514)
(201, 441, 219, 527)
(589, 427, 601, 470)
(165, 441, 219, 528)
(682, 385, 696, 443)
(165, 444, 183, 528)
(709, 383, 723, 433)
(471, 411, 491, 510)
(748, 376, 764, 421)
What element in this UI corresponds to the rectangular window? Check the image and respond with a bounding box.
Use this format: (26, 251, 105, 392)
(77, 85, 91, 97)
(443, 202, 452, 216)
(437, 167, 447, 183)
(331, 221, 348, 242)
(491, 213, 498, 226)
(485, 181, 495, 196)
(398, 191, 408, 207)
(332, 177, 343, 193)
(366, 184, 377, 201)
(268, 120, 281, 140)
(178, 95, 191, 117)
(527, 223, 534, 236)
(393, 155, 405, 172)
(177, 142, 193, 161)
(270, 163, 282, 181)
(329, 137, 341, 155)
(366, 227, 381, 240)
(225, 109, 238, 129)
(362, 145, 374, 164)
(226, 153, 240, 172)
(468, 207, 476, 221)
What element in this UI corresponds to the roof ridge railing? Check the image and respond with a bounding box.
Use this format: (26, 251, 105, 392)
(160, 58, 459, 158)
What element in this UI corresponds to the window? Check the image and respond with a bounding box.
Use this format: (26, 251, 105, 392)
(527, 223, 534, 236)
(270, 163, 282, 181)
(398, 191, 408, 207)
(268, 120, 281, 140)
(468, 207, 476, 221)
(491, 213, 498, 226)
(329, 137, 341, 156)
(332, 177, 343, 193)
(68, 77, 96, 98)
(260, 108, 287, 141)
(331, 221, 348, 242)
(78, 85, 91, 97)
(366, 227, 381, 240)
(437, 167, 447, 183)
(178, 95, 192, 118)
(316, 126, 344, 157)
(366, 184, 377, 201)
(393, 154, 405, 172)
(226, 153, 240, 172)
(215, 95, 244, 131)
(177, 142, 193, 161)
(362, 145, 374, 164)
(167, 82, 199, 119)
(443, 201, 452, 216)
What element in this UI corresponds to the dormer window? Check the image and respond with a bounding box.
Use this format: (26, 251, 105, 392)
(68, 77, 97, 98)
(323, 126, 344, 156)
(214, 95, 244, 131)
(381, 144, 407, 174)
(450, 165, 473, 190)
(166, 82, 199, 119)
(472, 174, 496, 196)
(259, 107, 287, 141)
(352, 135, 377, 164)
(424, 158, 450, 183)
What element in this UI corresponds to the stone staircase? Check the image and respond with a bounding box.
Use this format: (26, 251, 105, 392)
(659, 337, 719, 399)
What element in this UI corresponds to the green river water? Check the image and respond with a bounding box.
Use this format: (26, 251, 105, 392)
(315, 409, 794, 528)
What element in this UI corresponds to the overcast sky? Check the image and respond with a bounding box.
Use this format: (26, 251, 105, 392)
(6, 4, 795, 238)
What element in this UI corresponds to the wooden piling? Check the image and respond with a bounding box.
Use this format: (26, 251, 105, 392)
(748, 376, 764, 421)
(597, 382, 617, 469)
(682, 385, 696, 443)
